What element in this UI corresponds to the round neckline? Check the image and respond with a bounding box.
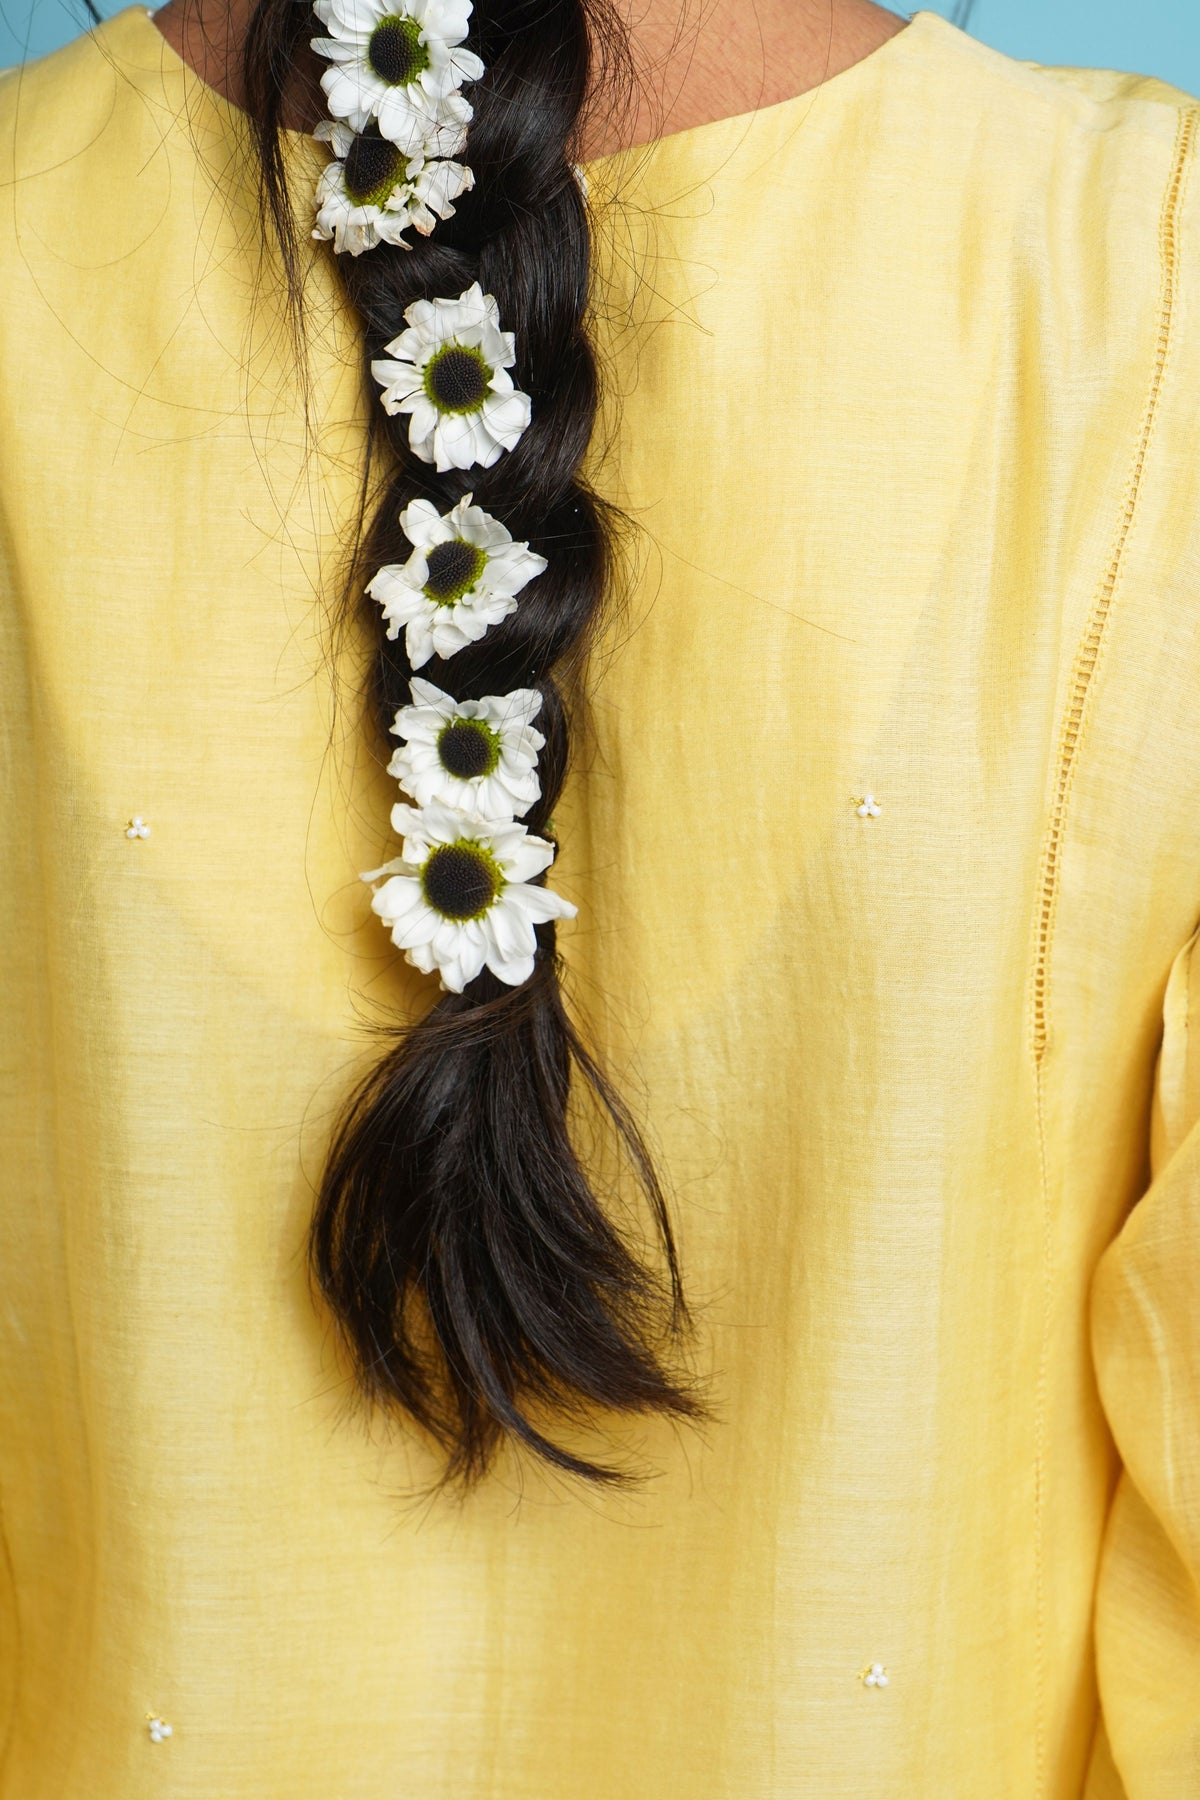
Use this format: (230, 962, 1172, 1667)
(132, 4, 943, 171)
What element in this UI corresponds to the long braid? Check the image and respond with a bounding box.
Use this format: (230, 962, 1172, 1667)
(243, 0, 703, 1485)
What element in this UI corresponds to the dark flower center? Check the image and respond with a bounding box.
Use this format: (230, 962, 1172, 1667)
(342, 130, 406, 204)
(438, 719, 498, 780)
(426, 346, 490, 413)
(424, 537, 486, 602)
(367, 16, 429, 87)
(421, 843, 499, 919)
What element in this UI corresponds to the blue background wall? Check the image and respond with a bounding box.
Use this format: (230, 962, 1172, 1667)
(3, 0, 1199, 98)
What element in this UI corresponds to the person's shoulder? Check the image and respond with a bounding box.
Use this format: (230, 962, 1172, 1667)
(0, 6, 192, 202)
(897, 12, 1197, 218)
(1028, 61, 1197, 122)
(896, 17, 1200, 300)
(907, 11, 1197, 137)
(954, 38, 1200, 623)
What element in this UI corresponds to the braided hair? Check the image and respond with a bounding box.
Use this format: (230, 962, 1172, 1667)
(240, 0, 703, 1485)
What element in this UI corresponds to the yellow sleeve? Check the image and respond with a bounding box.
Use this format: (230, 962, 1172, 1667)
(1089, 916, 1200, 1794)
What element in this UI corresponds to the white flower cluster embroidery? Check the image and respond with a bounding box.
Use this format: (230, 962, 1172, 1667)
(359, 289, 574, 993)
(862, 1661, 889, 1688)
(310, 0, 483, 255)
(147, 1716, 174, 1742)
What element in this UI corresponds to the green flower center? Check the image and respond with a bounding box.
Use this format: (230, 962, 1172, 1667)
(342, 128, 407, 205)
(424, 344, 491, 415)
(421, 841, 501, 920)
(437, 718, 501, 781)
(367, 15, 430, 87)
(424, 538, 487, 604)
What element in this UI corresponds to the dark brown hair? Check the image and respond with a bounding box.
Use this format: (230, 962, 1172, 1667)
(224, 0, 703, 1486)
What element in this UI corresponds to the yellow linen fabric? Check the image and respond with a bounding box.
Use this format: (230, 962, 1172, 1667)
(3, 7, 1200, 1795)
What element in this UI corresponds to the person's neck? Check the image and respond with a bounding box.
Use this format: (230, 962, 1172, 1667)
(151, 0, 909, 157)
(601, 0, 907, 155)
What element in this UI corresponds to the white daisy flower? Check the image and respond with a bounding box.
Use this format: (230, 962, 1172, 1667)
(370, 283, 532, 471)
(312, 0, 483, 159)
(312, 121, 473, 256)
(387, 676, 544, 819)
(361, 801, 576, 992)
(366, 493, 547, 667)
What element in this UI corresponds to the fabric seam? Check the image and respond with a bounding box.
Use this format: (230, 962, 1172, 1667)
(1026, 104, 1198, 1799)
(1030, 106, 1197, 1065)
(0, 1486, 17, 1780)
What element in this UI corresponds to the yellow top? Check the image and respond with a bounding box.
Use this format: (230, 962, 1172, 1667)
(2, 6, 1200, 1795)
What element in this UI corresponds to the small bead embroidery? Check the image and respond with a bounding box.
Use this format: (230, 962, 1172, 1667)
(147, 1716, 173, 1742)
(854, 794, 882, 819)
(125, 816, 151, 839)
(861, 1661, 889, 1688)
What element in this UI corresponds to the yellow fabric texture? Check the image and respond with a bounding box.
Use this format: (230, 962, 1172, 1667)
(3, 6, 1200, 1794)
